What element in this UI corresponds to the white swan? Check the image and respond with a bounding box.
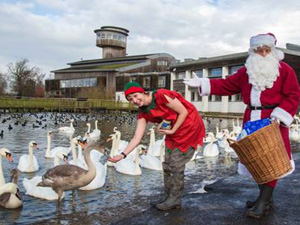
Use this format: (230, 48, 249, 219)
(113, 127, 128, 152)
(17, 141, 39, 172)
(89, 120, 101, 141)
(58, 119, 75, 134)
(203, 132, 219, 157)
(0, 169, 22, 209)
(37, 141, 105, 203)
(147, 126, 165, 157)
(0, 148, 13, 186)
(232, 118, 242, 136)
(44, 131, 70, 158)
(139, 144, 163, 171)
(114, 144, 142, 176)
(23, 150, 68, 201)
(215, 124, 226, 148)
(222, 129, 236, 153)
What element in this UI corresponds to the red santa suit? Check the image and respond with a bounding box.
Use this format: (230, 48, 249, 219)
(199, 61, 300, 187)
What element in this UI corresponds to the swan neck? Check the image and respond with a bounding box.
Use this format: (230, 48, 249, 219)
(0, 156, 5, 186)
(29, 146, 34, 171)
(54, 156, 60, 166)
(95, 121, 98, 130)
(83, 147, 96, 179)
(46, 135, 51, 156)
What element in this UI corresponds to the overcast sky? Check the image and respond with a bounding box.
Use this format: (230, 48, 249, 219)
(0, 0, 300, 79)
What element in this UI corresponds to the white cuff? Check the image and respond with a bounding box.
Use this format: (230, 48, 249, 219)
(270, 107, 294, 126)
(198, 78, 211, 96)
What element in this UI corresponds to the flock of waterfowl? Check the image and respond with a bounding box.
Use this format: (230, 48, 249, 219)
(4, 112, 299, 212)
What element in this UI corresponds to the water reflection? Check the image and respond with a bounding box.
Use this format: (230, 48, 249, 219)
(0, 112, 242, 224)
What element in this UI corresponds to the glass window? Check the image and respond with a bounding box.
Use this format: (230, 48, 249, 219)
(84, 78, 90, 87)
(236, 94, 242, 101)
(229, 65, 243, 75)
(101, 33, 105, 38)
(177, 72, 185, 80)
(130, 77, 138, 82)
(209, 67, 222, 77)
(90, 78, 97, 87)
(214, 95, 222, 102)
(191, 91, 195, 102)
(60, 80, 66, 88)
(65, 80, 71, 88)
(107, 33, 112, 39)
(113, 34, 118, 39)
(193, 70, 203, 78)
(157, 61, 168, 66)
(158, 76, 166, 87)
(78, 79, 84, 87)
(142, 77, 151, 88)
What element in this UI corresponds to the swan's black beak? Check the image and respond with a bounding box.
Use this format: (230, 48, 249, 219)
(6, 152, 13, 162)
(63, 155, 69, 164)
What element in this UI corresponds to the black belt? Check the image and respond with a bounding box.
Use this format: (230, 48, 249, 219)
(248, 105, 278, 110)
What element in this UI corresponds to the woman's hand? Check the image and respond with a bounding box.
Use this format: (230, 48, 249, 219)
(158, 128, 176, 135)
(108, 154, 124, 163)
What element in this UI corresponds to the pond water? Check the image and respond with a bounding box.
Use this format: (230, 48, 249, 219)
(0, 112, 251, 224)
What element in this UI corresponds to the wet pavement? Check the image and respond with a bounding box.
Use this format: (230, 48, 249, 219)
(35, 152, 300, 225)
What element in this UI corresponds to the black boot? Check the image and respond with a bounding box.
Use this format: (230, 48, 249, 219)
(246, 184, 274, 218)
(246, 185, 261, 208)
(156, 172, 184, 211)
(150, 169, 171, 207)
(246, 184, 273, 208)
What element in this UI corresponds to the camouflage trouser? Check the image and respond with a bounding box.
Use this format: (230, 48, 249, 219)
(163, 147, 195, 173)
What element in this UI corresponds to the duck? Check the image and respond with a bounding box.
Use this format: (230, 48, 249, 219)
(37, 141, 106, 204)
(0, 148, 13, 186)
(0, 183, 22, 208)
(17, 141, 39, 172)
(0, 169, 22, 209)
(23, 150, 69, 200)
(203, 132, 219, 157)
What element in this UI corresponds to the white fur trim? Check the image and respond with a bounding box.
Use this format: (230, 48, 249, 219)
(250, 87, 262, 121)
(270, 107, 294, 126)
(250, 34, 276, 48)
(280, 158, 295, 178)
(238, 162, 252, 177)
(198, 78, 211, 96)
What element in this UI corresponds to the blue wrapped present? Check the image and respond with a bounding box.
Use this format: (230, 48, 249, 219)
(244, 118, 270, 135)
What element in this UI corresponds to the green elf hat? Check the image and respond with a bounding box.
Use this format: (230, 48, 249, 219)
(124, 82, 145, 99)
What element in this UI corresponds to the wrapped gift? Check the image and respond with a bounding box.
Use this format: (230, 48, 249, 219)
(244, 118, 270, 135)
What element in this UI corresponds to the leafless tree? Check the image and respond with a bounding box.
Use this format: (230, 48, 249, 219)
(7, 58, 45, 97)
(0, 72, 7, 96)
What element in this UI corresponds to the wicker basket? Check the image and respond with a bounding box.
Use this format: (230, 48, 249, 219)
(227, 121, 292, 184)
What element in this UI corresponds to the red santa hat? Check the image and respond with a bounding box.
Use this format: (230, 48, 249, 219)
(250, 33, 277, 49)
(124, 82, 145, 100)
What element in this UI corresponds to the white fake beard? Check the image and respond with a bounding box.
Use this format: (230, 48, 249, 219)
(245, 52, 280, 91)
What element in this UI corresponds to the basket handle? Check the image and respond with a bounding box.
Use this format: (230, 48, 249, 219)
(227, 138, 237, 145)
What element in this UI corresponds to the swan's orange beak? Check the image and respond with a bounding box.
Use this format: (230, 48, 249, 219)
(6, 153, 13, 162)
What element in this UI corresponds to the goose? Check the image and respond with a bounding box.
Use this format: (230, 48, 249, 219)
(23, 150, 68, 200)
(89, 120, 101, 141)
(58, 119, 75, 134)
(17, 141, 39, 172)
(0, 183, 22, 208)
(37, 141, 105, 204)
(114, 143, 142, 176)
(0, 148, 13, 186)
(139, 144, 163, 171)
(0, 169, 22, 209)
(203, 132, 219, 157)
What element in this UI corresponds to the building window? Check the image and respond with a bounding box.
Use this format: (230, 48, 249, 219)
(157, 61, 168, 66)
(229, 65, 243, 75)
(101, 33, 106, 38)
(158, 76, 166, 87)
(113, 34, 118, 39)
(60, 78, 97, 88)
(130, 77, 138, 82)
(177, 72, 185, 80)
(209, 67, 222, 77)
(106, 33, 112, 39)
(214, 95, 222, 102)
(191, 91, 195, 102)
(193, 70, 203, 78)
(142, 76, 151, 89)
(235, 94, 242, 101)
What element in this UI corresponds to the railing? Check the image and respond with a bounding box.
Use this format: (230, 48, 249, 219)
(0, 97, 137, 112)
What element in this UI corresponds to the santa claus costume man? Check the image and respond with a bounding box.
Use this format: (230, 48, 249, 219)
(184, 33, 300, 218)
